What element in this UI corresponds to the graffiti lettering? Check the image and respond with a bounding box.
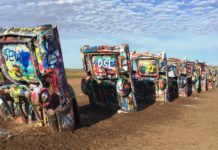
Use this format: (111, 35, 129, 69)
(92, 56, 117, 69)
(3, 48, 30, 69)
(97, 59, 111, 68)
(4, 48, 20, 61)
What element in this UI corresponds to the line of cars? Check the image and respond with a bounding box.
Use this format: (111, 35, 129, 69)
(81, 44, 218, 113)
(0, 25, 217, 132)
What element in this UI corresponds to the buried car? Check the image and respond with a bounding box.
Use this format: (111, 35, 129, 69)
(130, 51, 174, 102)
(206, 65, 217, 89)
(196, 61, 207, 92)
(189, 60, 207, 93)
(0, 25, 80, 131)
(215, 66, 218, 88)
(80, 44, 136, 112)
(167, 58, 192, 97)
(187, 60, 200, 93)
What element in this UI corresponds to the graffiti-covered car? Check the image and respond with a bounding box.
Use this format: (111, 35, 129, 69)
(167, 58, 192, 97)
(0, 25, 80, 131)
(215, 66, 218, 88)
(167, 58, 181, 99)
(179, 59, 195, 97)
(130, 51, 172, 102)
(196, 61, 207, 92)
(80, 44, 136, 112)
(187, 60, 206, 93)
(206, 65, 217, 89)
(187, 61, 200, 93)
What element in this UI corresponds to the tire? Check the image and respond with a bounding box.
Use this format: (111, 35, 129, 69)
(81, 78, 91, 95)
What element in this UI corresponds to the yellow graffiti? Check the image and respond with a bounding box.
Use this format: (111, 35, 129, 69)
(35, 48, 42, 63)
(4, 27, 36, 35)
(147, 63, 156, 73)
(9, 86, 29, 99)
(138, 60, 157, 73)
(8, 65, 22, 80)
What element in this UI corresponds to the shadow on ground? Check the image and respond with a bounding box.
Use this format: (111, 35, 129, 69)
(78, 104, 119, 128)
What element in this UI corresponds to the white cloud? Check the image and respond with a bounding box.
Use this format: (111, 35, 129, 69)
(191, 0, 217, 6)
(0, 0, 218, 67)
(0, 0, 217, 35)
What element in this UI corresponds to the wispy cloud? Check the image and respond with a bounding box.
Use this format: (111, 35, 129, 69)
(1, 0, 218, 35)
(0, 0, 218, 67)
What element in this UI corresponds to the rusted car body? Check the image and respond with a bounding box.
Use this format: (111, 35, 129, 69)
(0, 25, 80, 131)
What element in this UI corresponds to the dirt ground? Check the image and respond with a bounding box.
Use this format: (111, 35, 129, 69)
(1, 78, 218, 150)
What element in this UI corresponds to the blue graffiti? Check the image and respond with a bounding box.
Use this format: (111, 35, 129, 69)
(19, 50, 30, 69)
(160, 61, 167, 72)
(4, 48, 30, 70)
(169, 65, 176, 71)
(39, 38, 58, 69)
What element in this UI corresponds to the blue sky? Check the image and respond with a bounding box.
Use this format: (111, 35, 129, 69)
(1, 0, 218, 68)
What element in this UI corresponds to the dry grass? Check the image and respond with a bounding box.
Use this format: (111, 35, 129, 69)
(65, 68, 85, 78)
